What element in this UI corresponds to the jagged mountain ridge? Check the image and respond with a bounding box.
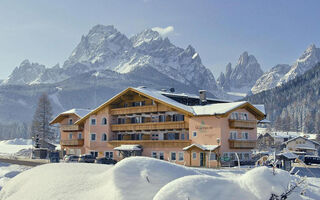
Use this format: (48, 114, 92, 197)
(251, 44, 320, 94)
(2, 25, 221, 97)
(217, 52, 264, 94)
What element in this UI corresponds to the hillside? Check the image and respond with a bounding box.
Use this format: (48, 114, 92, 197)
(245, 63, 320, 134)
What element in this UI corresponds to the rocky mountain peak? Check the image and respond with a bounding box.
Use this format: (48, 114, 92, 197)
(218, 52, 263, 92)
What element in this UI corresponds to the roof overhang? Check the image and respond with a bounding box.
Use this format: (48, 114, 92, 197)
(183, 144, 220, 151)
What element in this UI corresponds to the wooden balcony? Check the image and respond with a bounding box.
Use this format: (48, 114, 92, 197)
(60, 139, 84, 146)
(110, 104, 168, 115)
(229, 119, 256, 129)
(109, 140, 191, 148)
(111, 121, 188, 131)
(228, 139, 256, 149)
(60, 124, 82, 132)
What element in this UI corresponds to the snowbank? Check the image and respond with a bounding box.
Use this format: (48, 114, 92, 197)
(0, 157, 313, 200)
(0, 139, 32, 155)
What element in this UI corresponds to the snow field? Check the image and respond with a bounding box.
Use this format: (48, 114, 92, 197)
(0, 156, 313, 200)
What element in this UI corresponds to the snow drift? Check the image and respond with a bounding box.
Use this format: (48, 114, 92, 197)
(0, 157, 306, 200)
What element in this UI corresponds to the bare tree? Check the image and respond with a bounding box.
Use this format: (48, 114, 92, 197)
(31, 93, 54, 146)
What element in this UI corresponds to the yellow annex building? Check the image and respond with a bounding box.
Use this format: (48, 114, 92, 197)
(51, 87, 265, 167)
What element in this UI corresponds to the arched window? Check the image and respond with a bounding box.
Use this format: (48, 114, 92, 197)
(102, 133, 107, 141)
(68, 118, 73, 125)
(102, 117, 107, 125)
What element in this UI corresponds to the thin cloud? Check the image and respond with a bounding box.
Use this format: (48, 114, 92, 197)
(152, 26, 174, 37)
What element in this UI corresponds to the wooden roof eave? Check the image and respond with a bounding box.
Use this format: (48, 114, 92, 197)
(219, 102, 265, 120)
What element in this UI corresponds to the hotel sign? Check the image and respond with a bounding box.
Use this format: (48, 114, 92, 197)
(195, 120, 213, 133)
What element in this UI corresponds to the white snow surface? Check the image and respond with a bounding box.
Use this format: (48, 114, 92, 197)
(0, 139, 32, 155)
(0, 157, 316, 200)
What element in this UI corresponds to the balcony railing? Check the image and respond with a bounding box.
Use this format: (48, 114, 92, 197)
(110, 104, 168, 115)
(60, 124, 82, 132)
(111, 121, 188, 131)
(109, 140, 191, 148)
(228, 139, 256, 149)
(60, 139, 84, 146)
(229, 119, 256, 129)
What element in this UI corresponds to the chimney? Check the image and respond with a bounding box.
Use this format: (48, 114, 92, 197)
(199, 90, 207, 105)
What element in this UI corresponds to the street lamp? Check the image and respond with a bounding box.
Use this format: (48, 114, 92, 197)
(216, 138, 220, 168)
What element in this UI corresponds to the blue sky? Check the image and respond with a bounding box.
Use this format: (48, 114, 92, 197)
(0, 0, 320, 79)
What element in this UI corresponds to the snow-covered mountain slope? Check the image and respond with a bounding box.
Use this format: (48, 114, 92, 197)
(63, 25, 221, 96)
(3, 24, 222, 97)
(251, 44, 320, 94)
(1, 60, 68, 85)
(251, 64, 291, 94)
(217, 52, 263, 93)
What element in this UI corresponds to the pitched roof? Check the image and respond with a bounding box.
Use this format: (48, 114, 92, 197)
(183, 144, 219, 151)
(50, 108, 92, 125)
(74, 87, 265, 125)
(114, 145, 141, 151)
(284, 136, 320, 146)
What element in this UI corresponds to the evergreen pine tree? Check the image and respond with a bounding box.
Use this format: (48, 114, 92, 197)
(31, 93, 54, 147)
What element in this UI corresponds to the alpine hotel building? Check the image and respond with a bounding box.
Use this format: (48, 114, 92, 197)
(50, 87, 265, 167)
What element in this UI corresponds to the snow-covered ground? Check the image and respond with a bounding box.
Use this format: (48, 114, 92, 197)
(0, 163, 30, 191)
(0, 157, 319, 200)
(0, 138, 32, 156)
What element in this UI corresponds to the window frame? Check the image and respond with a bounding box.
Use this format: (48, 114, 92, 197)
(151, 151, 157, 159)
(170, 152, 176, 161)
(90, 133, 96, 141)
(178, 152, 184, 161)
(101, 117, 107, 125)
(192, 152, 197, 160)
(101, 133, 107, 141)
(90, 118, 97, 125)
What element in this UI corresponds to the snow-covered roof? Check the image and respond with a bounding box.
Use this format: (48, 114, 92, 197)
(284, 136, 320, 146)
(134, 87, 195, 114)
(61, 108, 92, 118)
(253, 104, 266, 115)
(114, 145, 141, 151)
(295, 146, 317, 151)
(191, 101, 247, 115)
(159, 90, 231, 103)
(277, 152, 298, 160)
(183, 144, 219, 151)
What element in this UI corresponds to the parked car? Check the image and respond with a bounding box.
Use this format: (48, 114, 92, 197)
(64, 155, 79, 163)
(304, 156, 320, 165)
(78, 154, 95, 163)
(95, 157, 117, 165)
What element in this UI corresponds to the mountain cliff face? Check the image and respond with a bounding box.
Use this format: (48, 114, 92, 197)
(217, 52, 263, 92)
(251, 44, 320, 94)
(3, 25, 221, 97)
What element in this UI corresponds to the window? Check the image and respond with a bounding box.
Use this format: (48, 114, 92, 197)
(159, 115, 166, 122)
(192, 152, 197, 159)
(209, 153, 216, 160)
(230, 131, 237, 139)
(241, 132, 249, 140)
(173, 114, 184, 121)
(118, 118, 125, 124)
(102, 133, 107, 141)
(91, 118, 96, 125)
(231, 112, 239, 120)
(90, 133, 96, 141)
(69, 133, 73, 140)
(178, 152, 184, 161)
(243, 113, 248, 120)
(152, 152, 157, 158)
(171, 152, 176, 161)
(151, 134, 159, 140)
(230, 153, 236, 161)
(105, 151, 113, 159)
(167, 133, 179, 140)
(159, 152, 164, 160)
(181, 133, 185, 140)
(68, 119, 73, 125)
(101, 117, 107, 125)
(244, 153, 250, 160)
(193, 132, 197, 137)
(90, 151, 98, 158)
(78, 133, 82, 139)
